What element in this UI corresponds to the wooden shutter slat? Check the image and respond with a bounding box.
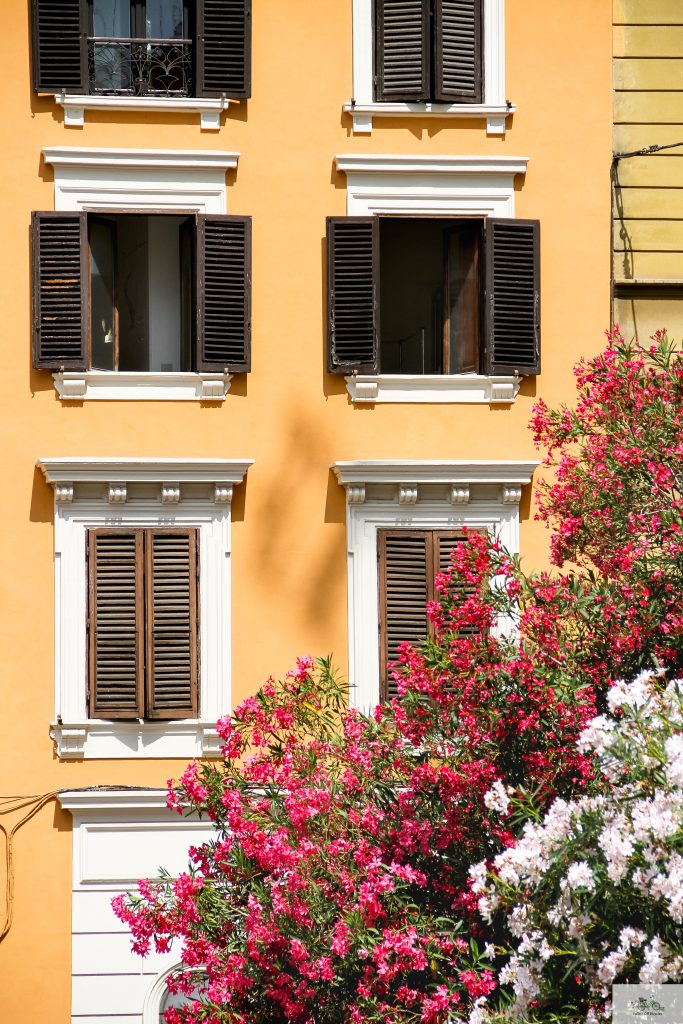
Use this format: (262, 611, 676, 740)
(32, 0, 85, 93)
(32, 212, 88, 371)
(196, 215, 251, 373)
(146, 531, 199, 720)
(379, 531, 432, 701)
(327, 217, 379, 373)
(89, 531, 144, 719)
(435, 531, 480, 637)
(196, 0, 251, 98)
(434, 0, 483, 103)
(484, 219, 541, 377)
(375, 0, 429, 102)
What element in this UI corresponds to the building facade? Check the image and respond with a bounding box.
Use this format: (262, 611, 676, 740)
(0, 1, 612, 1020)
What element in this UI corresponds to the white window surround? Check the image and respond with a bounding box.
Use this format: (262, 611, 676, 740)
(41, 147, 239, 402)
(345, 0, 512, 134)
(58, 788, 216, 1024)
(334, 154, 528, 404)
(39, 458, 253, 760)
(331, 460, 537, 712)
(54, 93, 232, 130)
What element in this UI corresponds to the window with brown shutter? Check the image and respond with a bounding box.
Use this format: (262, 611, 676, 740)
(326, 215, 540, 378)
(378, 529, 478, 701)
(32, 0, 251, 99)
(32, 212, 251, 375)
(375, 0, 482, 104)
(87, 528, 199, 720)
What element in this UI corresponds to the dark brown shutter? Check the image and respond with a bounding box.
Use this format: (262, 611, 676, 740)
(32, 0, 86, 93)
(196, 215, 251, 372)
(196, 0, 251, 98)
(435, 531, 478, 635)
(32, 212, 88, 371)
(484, 219, 540, 376)
(434, 0, 483, 103)
(88, 531, 144, 719)
(378, 531, 431, 701)
(327, 217, 379, 374)
(146, 531, 199, 720)
(375, 0, 430, 102)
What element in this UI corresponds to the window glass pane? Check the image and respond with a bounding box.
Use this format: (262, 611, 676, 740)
(447, 224, 480, 374)
(92, 0, 131, 37)
(146, 0, 186, 38)
(89, 219, 116, 372)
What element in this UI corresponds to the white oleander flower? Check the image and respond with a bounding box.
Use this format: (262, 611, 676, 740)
(483, 779, 510, 815)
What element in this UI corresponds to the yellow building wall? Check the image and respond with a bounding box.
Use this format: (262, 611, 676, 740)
(614, 0, 683, 337)
(0, 2, 612, 1020)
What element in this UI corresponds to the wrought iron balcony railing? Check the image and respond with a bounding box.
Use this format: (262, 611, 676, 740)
(88, 38, 193, 97)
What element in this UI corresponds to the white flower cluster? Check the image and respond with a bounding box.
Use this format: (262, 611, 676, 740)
(469, 672, 683, 1024)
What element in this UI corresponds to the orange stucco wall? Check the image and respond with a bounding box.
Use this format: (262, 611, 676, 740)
(0, 2, 613, 1020)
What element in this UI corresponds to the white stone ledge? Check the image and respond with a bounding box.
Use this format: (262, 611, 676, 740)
(54, 371, 232, 402)
(55, 94, 232, 130)
(343, 102, 515, 136)
(345, 373, 521, 404)
(43, 146, 239, 172)
(51, 720, 221, 760)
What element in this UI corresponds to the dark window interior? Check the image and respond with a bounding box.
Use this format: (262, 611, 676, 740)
(379, 218, 481, 375)
(89, 213, 193, 372)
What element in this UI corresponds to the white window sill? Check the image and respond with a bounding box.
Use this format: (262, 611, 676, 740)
(51, 720, 223, 760)
(345, 374, 521, 404)
(54, 371, 231, 402)
(54, 94, 231, 130)
(343, 102, 515, 135)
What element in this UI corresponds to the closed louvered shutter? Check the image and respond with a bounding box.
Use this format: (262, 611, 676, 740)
(146, 531, 199, 720)
(484, 219, 540, 376)
(196, 215, 251, 372)
(32, 212, 88, 371)
(379, 531, 432, 701)
(32, 0, 85, 93)
(327, 217, 379, 374)
(88, 531, 144, 719)
(375, 0, 430, 102)
(434, 0, 482, 103)
(435, 532, 477, 635)
(196, 0, 251, 98)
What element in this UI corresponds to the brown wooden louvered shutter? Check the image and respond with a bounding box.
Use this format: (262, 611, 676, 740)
(196, 0, 251, 98)
(146, 531, 199, 720)
(32, 212, 88, 371)
(435, 531, 478, 636)
(434, 0, 483, 103)
(375, 0, 430, 102)
(327, 217, 379, 374)
(484, 219, 540, 377)
(88, 531, 145, 720)
(196, 215, 251, 372)
(378, 531, 432, 701)
(32, 0, 86, 93)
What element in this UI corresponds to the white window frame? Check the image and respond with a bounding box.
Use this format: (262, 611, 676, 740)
(58, 788, 216, 1022)
(41, 147, 240, 402)
(331, 460, 537, 712)
(345, 0, 512, 134)
(334, 154, 529, 404)
(39, 458, 253, 759)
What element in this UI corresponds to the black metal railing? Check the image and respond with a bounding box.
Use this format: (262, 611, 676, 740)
(88, 38, 193, 97)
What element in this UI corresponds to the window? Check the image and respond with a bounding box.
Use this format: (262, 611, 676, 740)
(32, 212, 251, 375)
(88, 529, 198, 720)
(379, 529, 474, 700)
(327, 216, 540, 378)
(375, 0, 482, 104)
(31, 0, 251, 99)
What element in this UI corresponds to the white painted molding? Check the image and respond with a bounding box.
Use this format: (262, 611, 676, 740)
(214, 484, 234, 505)
(345, 374, 521, 404)
(55, 483, 74, 503)
(58, 788, 171, 813)
(335, 154, 528, 218)
(54, 371, 232, 402)
(40, 459, 252, 760)
(348, 0, 508, 134)
(55, 94, 230, 130)
(334, 458, 536, 712)
(43, 147, 239, 215)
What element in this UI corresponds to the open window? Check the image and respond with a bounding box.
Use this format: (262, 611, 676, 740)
(327, 215, 540, 378)
(32, 211, 251, 374)
(31, 0, 251, 99)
